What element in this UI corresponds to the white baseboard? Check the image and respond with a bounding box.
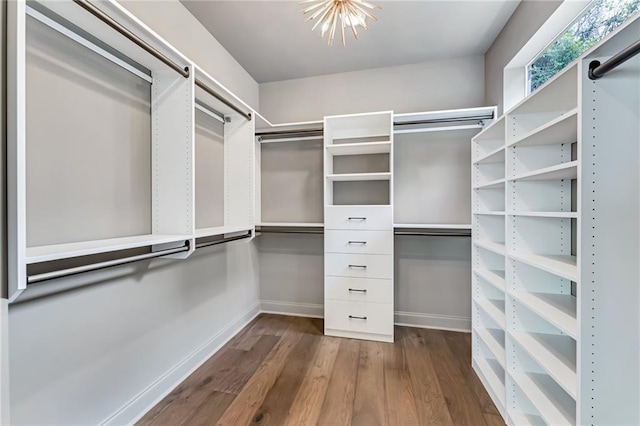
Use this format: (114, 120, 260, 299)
(260, 300, 324, 318)
(395, 311, 471, 333)
(101, 301, 261, 426)
(260, 301, 470, 333)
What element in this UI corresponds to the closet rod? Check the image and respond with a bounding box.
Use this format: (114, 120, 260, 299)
(27, 241, 191, 284)
(195, 80, 252, 121)
(195, 232, 253, 249)
(195, 103, 225, 124)
(589, 39, 640, 80)
(256, 114, 495, 141)
(72, 0, 190, 78)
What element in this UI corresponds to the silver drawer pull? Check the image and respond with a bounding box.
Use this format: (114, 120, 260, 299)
(348, 217, 367, 221)
(348, 241, 367, 245)
(348, 288, 367, 293)
(349, 315, 367, 320)
(348, 264, 367, 269)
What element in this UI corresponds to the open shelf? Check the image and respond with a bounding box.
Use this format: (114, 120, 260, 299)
(475, 269, 506, 291)
(475, 298, 506, 329)
(510, 292, 577, 339)
(473, 178, 505, 190)
(473, 356, 506, 412)
(195, 226, 252, 238)
(474, 146, 505, 164)
(510, 331, 577, 399)
(326, 172, 391, 182)
(26, 234, 191, 264)
(508, 211, 578, 219)
(474, 211, 505, 216)
(509, 252, 577, 282)
(326, 141, 391, 156)
(508, 109, 578, 148)
(475, 327, 505, 367)
(473, 240, 507, 256)
(510, 371, 576, 426)
(510, 161, 578, 182)
(509, 412, 546, 426)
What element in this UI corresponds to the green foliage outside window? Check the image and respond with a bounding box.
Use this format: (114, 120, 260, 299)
(529, 0, 640, 92)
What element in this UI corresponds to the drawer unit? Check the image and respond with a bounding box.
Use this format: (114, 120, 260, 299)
(325, 253, 393, 279)
(324, 300, 393, 337)
(325, 206, 392, 230)
(325, 276, 392, 304)
(325, 230, 393, 255)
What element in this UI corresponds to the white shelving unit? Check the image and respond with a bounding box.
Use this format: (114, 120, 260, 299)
(472, 14, 640, 425)
(6, 0, 256, 302)
(323, 111, 395, 343)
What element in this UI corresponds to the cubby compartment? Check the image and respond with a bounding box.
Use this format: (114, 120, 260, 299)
(473, 341, 506, 414)
(474, 162, 505, 187)
(507, 63, 578, 139)
(332, 153, 390, 174)
(507, 215, 576, 281)
(509, 384, 548, 426)
(507, 180, 576, 217)
(508, 259, 576, 339)
(474, 187, 505, 213)
(475, 276, 506, 330)
(509, 345, 576, 425)
(472, 115, 505, 163)
(507, 143, 576, 180)
(331, 181, 391, 205)
(473, 244, 505, 273)
(474, 214, 505, 246)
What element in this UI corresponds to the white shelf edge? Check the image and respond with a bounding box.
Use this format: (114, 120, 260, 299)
(326, 141, 392, 155)
(510, 291, 578, 339)
(474, 298, 506, 330)
(394, 223, 472, 230)
(472, 114, 505, 141)
(26, 234, 192, 264)
(474, 268, 506, 292)
(326, 172, 391, 182)
(473, 240, 507, 256)
(509, 161, 578, 182)
(195, 226, 252, 238)
(510, 331, 577, 400)
(510, 371, 576, 426)
(257, 222, 324, 228)
(474, 211, 506, 216)
(508, 108, 578, 148)
(475, 327, 506, 368)
(508, 211, 578, 219)
(508, 252, 578, 282)
(473, 145, 505, 164)
(473, 178, 506, 190)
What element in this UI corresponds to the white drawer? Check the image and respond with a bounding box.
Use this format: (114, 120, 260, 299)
(325, 300, 393, 336)
(325, 230, 392, 255)
(325, 253, 393, 279)
(325, 276, 393, 303)
(325, 206, 392, 230)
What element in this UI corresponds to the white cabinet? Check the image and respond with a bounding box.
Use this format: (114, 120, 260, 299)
(323, 112, 394, 343)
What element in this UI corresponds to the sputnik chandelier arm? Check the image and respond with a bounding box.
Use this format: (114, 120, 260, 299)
(300, 0, 381, 46)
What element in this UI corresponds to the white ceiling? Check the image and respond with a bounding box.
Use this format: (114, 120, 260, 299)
(180, 0, 520, 83)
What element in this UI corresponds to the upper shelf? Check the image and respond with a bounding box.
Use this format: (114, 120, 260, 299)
(327, 172, 391, 182)
(508, 109, 578, 148)
(510, 162, 578, 182)
(326, 141, 391, 156)
(26, 234, 192, 264)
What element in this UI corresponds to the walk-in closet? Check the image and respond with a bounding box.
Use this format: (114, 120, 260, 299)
(1, 0, 639, 425)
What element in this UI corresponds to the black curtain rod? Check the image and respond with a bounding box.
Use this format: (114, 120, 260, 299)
(589, 39, 640, 80)
(256, 114, 494, 140)
(195, 232, 253, 249)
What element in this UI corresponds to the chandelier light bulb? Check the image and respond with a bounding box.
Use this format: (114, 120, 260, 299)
(300, 0, 381, 46)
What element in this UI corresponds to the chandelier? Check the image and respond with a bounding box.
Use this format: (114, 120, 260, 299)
(300, 0, 381, 47)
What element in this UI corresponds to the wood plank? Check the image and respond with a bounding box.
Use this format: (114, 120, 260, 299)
(215, 317, 310, 426)
(403, 327, 454, 426)
(443, 331, 501, 416)
(351, 341, 387, 426)
(419, 328, 488, 426)
(284, 336, 341, 426)
(231, 314, 295, 351)
(317, 338, 360, 426)
(137, 335, 278, 426)
(383, 327, 419, 426)
(182, 391, 237, 426)
(484, 413, 507, 426)
(248, 327, 322, 425)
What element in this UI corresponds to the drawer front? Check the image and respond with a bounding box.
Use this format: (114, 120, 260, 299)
(325, 276, 392, 304)
(325, 300, 393, 336)
(325, 253, 393, 279)
(325, 206, 392, 230)
(325, 230, 392, 255)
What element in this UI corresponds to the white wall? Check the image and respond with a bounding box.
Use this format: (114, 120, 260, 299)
(7, 1, 261, 425)
(260, 55, 485, 123)
(257, 56, 485, 330)
(484, 0, 562, 115)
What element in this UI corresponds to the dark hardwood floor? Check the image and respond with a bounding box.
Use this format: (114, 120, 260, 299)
(137, 314, 504, 426)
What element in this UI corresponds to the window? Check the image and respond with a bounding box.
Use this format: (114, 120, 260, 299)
(528, 0, 640, 93)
